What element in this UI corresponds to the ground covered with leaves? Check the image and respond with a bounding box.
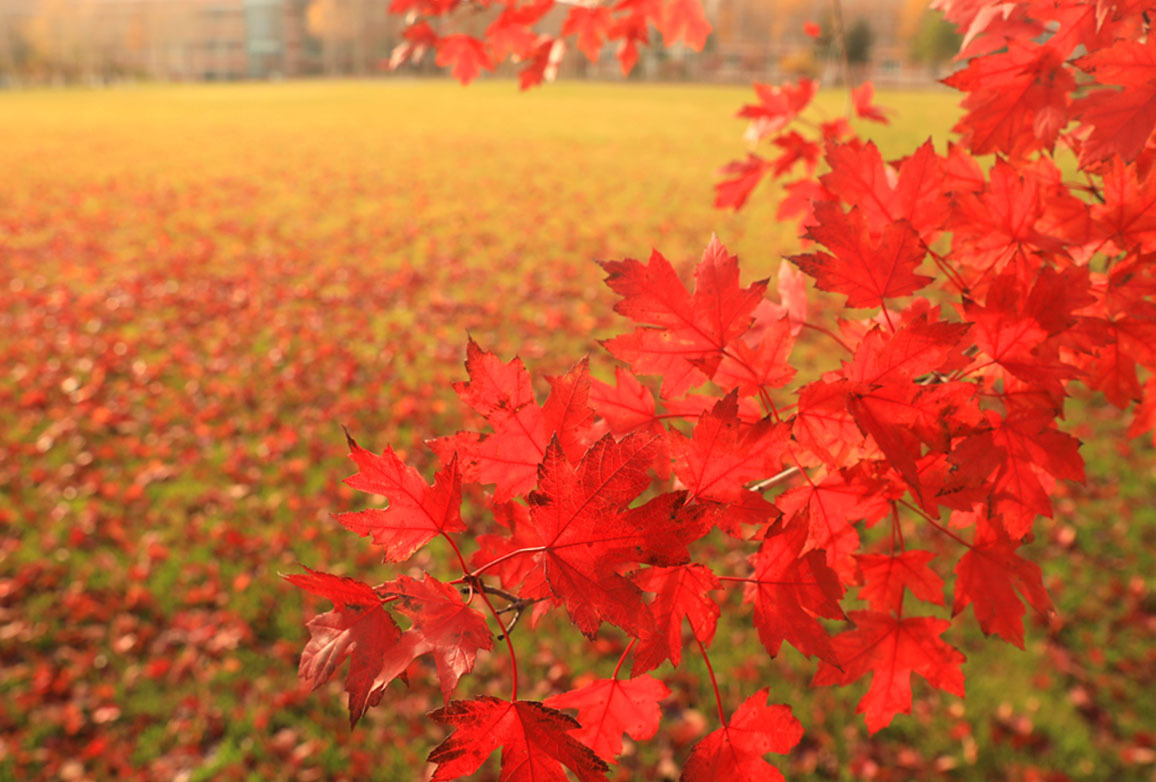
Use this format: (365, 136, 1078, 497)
(1, 81, 1153, 781)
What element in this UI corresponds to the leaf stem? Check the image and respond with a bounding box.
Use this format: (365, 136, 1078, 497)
(896, 498, 974, 550)
(466, 545, 547, 580)
(612, 637, 636, 680)
(695, 635, 727, 724)
(443, 530, 522, 701)
(801, 320, 853, 353)
(470, 580, 521, 702)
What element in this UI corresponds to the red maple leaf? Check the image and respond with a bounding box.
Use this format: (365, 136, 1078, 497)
(744, 517, 845, 663)
(601, 237, 768, 397)
(284, 567, 402, 726)
(525, 431, 703, 637)
(846, 314, 971, 387)
(813, 611, 966, 733)
(738, 79, 817, 139)
(989, 408, 1084, 536)
(518, 37, 564, 91)
(856, 550, 946, 613)
(791, 203, 932, 310)
(943, 40, 1073, 158)
(589, 366, 658, 435)
(562, 5, 613, 61)
(606, 1, 650, 75)
(338, 434, 465, 562)
(435, 35, 494, 85)
(630, 563, 721, 674)
(681, 688, 804, 782)
(1074, 37, 1156, 165)
(822, 139, 950, 241)
(486, 3, 550, 61)
(428, 697, 609, 781)
(432, 342, 593, 500)
(715, 154, 772, 211)
(543, 674, 670, 762)
(376, 574, 494, 703)
(851, 82, 889, 124)
(1093, 157, 1156, 254)
(775, 467, 891, 575)
(712, 315, 796, 396)
(953, 525, 1053, 648)
(669, 392, 788, 533)
(657, 0, 711, 50)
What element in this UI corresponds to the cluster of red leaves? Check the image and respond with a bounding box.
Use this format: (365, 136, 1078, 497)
(291, 1, 1156, 780)
(387, 0, 710, 88)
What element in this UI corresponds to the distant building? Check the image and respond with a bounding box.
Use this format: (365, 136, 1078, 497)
(0, 0, 925, 85)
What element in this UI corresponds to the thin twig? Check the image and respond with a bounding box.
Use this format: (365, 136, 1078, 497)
(748, 466, 801, 492)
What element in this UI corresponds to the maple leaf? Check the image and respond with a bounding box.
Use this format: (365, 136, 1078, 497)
(744, 517, 845, 663)
(712, 316, 796, 396)
(851, 82, 889, 124)
(1085, 316, 1156, 407)
(669, 392, 787, 533)
(544, 674, 670, 762)
(388, 21, 438, 69)
(1074, 37, 1156, 165)
(284, 567, 402, 726)
(738, 79, 817, 140)
(715, 154, 772, 211)
(846, 391, 930, 509)
(948, 159, 1067, 287)
(563, 5, 613, 61)
(486, 3, 550, 61)
(657, 0, 711, 50)
(525, 431, 702, 637)
(589, 366, 658, 435)
(428, 697, 609, 782)
(821, 139, 950, 241)
(435, 35, 494, 85)
(631, 563, 721, 674)
(791, 203, 932, 310)
(953, 526, 1052, 648)
(518, 37, 565, 91)
(813, 611, 966, 733)
(338, 434, 465, 562)
(376, 574, 494, 703)
(943, 40, 1073, 157)
(601, 237, 768, 397)
(433, 342, 593, 500)
(781, 468, 891, 565)
(792, 380, 871, 468)
(607, 1, 649, 75)
(856, 550, 945, 613)
(470, 500, 550, 598)
(1094, 157, 1156, 254)
(989, 408, 1084, 536)
(681, 688, 803, 782)
(846, 315, 970, 386)
(777, 177, 834, 228)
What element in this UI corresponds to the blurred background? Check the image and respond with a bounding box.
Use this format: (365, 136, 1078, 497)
(0, 0, 962, 87)
(2, 2, 1155, 782)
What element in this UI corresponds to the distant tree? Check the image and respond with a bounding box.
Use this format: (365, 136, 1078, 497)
(845, 18, 873, 66)
(909, 11, 962, 75)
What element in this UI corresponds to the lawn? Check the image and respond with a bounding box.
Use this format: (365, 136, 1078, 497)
(0, 80, 1152, 781)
